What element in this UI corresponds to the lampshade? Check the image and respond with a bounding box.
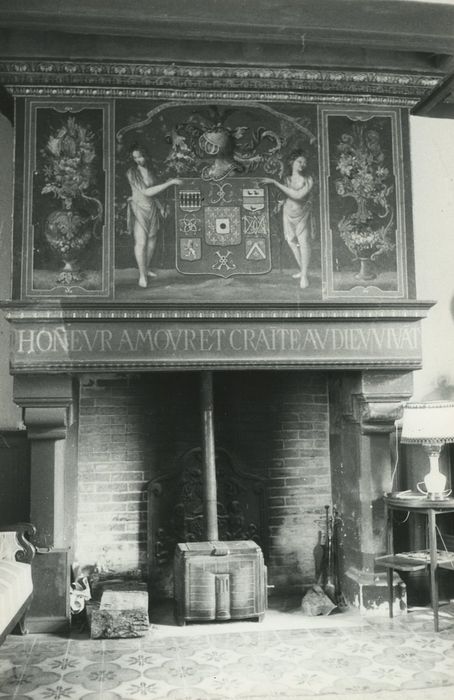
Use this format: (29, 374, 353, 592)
(400, 401, 454, 445)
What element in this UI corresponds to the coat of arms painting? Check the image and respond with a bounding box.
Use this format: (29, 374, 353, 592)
(17, 99, 412, 302)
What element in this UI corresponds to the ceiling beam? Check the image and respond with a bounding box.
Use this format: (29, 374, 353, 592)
(411, 72, 454, 118)
(0, 0, 453, 56)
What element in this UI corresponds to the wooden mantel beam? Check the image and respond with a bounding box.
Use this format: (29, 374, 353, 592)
(0, 0, 453, 56)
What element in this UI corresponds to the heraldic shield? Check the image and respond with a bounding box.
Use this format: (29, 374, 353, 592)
(175, 178, 271, 278)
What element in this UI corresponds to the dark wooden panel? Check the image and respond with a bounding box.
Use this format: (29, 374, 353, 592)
(0, 432, 30, 525)
(0, 1, 453, 55)
(28, 548, 71, 632)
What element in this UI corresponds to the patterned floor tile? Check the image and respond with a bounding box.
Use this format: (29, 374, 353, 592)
(324, 675, 400, 695)
(113, 677, 170, 699)
(1, 612, 454, 699)
(9, 665, 61, 696)
(141, 639, 180, 657)
(80, 693, 123, 700)
(165, 689, 221, 699)
(405, 669, 454, 689)
(63, 661, 140, 694)
(189, 646, 240, 667)
(30, 680, 88, 700)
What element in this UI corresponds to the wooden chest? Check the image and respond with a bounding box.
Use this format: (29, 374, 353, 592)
(174, 540, 267, 625)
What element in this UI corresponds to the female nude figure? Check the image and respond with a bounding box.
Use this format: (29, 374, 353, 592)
(127, 145, 182, 288)
(262, 151, 315, 289)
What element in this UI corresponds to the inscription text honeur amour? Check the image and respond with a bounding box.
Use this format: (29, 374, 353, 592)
(15, 324, 421, 357)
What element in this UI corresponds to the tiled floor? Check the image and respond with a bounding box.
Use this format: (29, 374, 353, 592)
(1, 600, 454, 700)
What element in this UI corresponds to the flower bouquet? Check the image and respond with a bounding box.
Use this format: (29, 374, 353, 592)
(334, 124, 395, 280)
(41, 115, 103, 283)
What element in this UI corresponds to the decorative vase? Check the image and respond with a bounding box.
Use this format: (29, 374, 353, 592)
(44, 198, 99, 284)
(355, 257, 376, 281)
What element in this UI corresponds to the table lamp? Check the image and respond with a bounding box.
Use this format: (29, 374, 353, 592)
(400, 401, 454, 499)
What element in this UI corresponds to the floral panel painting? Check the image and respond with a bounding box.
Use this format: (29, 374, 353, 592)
(22, 103, 110, 297)
(319, 107, 409, 298)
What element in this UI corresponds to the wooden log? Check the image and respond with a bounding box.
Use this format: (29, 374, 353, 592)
(89, 589, 149, 639)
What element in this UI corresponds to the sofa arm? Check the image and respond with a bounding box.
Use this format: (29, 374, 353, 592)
(0, 523, 36, 564)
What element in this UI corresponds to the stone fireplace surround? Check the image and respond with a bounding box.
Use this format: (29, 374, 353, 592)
(4, 300, 432, 625)
(0, 46, 446, 632)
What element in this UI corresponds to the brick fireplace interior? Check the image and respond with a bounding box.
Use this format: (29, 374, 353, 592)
(76, 370, 334, 598)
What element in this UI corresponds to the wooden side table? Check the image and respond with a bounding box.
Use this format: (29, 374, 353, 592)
(375, 493, 454, 632)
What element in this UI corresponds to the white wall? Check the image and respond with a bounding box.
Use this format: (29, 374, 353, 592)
(410, 115, 454, 400)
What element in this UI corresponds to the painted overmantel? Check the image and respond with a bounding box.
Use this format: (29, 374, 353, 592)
(0, 59, 436, 372)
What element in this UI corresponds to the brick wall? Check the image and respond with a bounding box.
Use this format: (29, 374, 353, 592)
(76, 371, 332, 592)
(76, 375, 154, 575)
(216, 372, 332, 591)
